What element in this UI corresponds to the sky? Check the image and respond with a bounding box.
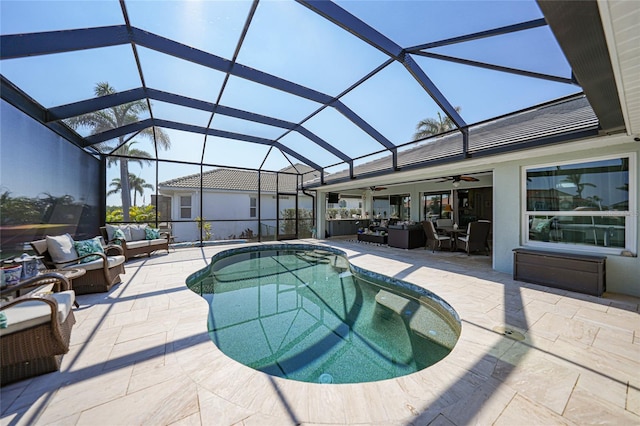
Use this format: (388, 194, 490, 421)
(0, 0, 582, 206)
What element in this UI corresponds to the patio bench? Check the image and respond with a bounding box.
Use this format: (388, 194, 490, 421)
(101, 225, 170, 261)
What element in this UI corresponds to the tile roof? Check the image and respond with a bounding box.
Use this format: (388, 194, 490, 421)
(159, 165, 316, 192)
(317, 95, 599, 184)
(159, 96, 597, 191)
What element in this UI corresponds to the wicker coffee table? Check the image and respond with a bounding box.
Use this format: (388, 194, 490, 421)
(357, 233, 388, 244)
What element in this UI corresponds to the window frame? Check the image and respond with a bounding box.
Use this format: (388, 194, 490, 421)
(249, 196, 257, 218)
(521, 153, 636, 255)
(422, 191, 452, 221)
(180, 195, 192, 219)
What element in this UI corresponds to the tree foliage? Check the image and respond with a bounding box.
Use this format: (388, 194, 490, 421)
(66, 82, 170, 221)
(413, 107, 462, 140)
(108, 173, 154, 206)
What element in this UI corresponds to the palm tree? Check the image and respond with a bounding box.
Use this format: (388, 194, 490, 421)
(107, 174, 154, 207)
(130, 175, 154, 206)
(413, 107, 462, 140)
(66, 82, 170, 221)
(561, 172, 596, 200)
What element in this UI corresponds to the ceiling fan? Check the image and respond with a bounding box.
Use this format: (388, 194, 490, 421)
(368, 186, 387, 191)
(439, 175, 479, 187)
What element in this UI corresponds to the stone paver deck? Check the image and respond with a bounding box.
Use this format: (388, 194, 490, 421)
(2, 239, 639, 425)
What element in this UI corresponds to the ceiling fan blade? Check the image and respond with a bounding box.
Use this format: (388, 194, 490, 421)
(460, 175, 479, 182)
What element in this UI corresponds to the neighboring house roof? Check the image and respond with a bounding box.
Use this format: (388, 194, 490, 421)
(309, 95, 599, 186)
(159, 165, 312, 192)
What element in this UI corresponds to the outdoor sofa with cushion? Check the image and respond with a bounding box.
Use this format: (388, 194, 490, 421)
(30, 234, 125, 294)
(101, 224, 169, 261)
(1, 272, 76, 386)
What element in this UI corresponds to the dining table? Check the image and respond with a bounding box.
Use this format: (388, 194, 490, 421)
(436, 226, 466, 251)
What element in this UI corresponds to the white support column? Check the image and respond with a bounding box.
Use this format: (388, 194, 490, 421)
(316, 192, 327, 239)
(410, 188, 421, 222)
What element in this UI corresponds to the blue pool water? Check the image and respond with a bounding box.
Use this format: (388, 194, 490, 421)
(186, 244, 460, 384)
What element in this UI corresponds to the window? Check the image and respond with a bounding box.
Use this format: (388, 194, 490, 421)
(390, 194, 410, 221)
(250, 197, 257, 218)
(422, 192, 451, 220)
(523, 155, 635, 254)
(180, 195, 191, 219)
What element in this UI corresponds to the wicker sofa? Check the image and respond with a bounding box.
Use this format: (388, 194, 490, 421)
(100, 224, 170, 261)
(1, 273, 76, 386)
(30, 236, 125, 295)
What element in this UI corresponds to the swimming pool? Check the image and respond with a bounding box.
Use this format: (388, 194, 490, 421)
(187, 244, 460, 384)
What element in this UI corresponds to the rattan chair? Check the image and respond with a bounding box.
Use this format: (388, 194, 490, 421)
(1, 272, 76, 386)
(422, 221, 452, 252)
(457, 221, 491, 255)
(30, 238, 125, 295)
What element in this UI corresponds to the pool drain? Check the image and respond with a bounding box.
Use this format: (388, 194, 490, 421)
(493, 326, 525, 341)
(319, 373, 333, 384)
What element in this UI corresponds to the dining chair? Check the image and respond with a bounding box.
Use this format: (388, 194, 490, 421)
(422, 221, 452, 252)
(457, 221, 491, 255)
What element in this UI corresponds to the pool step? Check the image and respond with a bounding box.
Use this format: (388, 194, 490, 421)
(375, 290, 457, 349)
(295, 251, 332, 264)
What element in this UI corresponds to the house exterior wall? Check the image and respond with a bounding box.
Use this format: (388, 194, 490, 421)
(492, 134, 639, 297)
(159, 189, 312, 242)
(316, 133, 640, 297)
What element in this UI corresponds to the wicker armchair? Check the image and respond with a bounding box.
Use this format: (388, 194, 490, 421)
(1, 273, 76, 386)
(422, 221, 452, 252)
(457, 221, 492, 255)
(30, 238, 125, 295)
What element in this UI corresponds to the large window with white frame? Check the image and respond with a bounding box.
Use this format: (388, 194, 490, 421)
(523, 154, 635, 254)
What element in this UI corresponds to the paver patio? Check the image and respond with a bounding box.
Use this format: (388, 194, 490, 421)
(1, 239, 638, 425)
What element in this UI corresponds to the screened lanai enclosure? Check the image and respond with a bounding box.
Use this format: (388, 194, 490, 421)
(0, 0, 616, 254)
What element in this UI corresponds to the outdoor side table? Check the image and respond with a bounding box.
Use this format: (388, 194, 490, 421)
(1, 270, 76, 302)
(40, 268, 86, 307)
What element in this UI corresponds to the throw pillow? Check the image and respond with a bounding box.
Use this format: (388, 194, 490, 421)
(145, 227, 160, 240)
(113, 228, 127, 240)
(46, 234, 78, 265)
(105, 224, 118, 241)
(74, 237, 105, 263)
(129, 224, 147, 241)
(106, 224, 132, 241)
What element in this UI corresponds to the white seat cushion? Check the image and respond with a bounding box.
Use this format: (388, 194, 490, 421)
(125, 240, 151, 249)
(126, 239, 167, 250)
(60, 255, 125, 271)
(0, 290, 75, 337)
